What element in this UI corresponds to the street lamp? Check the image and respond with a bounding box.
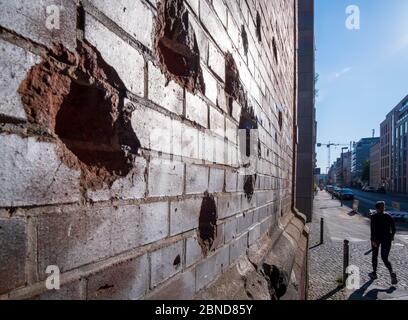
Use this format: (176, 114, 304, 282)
(341, 147, 349, 207)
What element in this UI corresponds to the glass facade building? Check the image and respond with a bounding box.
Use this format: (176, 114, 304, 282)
(380, 95, 408, 193)
(351, 137, 380, 185)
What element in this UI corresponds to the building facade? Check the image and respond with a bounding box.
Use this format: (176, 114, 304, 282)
(380, 111, 394, 191)
(0, 0, 309, 300)
(296, 0, 316, 222)
(351, 137, 380, 186)
(328, 162, 337, 185)
(380, 95, 408, 193)
(369, 142, 381, 188)
(342, 151, 352, 187)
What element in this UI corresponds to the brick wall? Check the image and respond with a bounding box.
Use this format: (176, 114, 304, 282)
(0, 0, 308, 300)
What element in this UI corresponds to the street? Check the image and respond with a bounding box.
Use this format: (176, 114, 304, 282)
(308, 191, 408, 300)
(340, 188, 408, 216)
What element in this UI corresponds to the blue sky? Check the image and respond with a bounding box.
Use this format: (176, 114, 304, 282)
(315, 0, 408, 172)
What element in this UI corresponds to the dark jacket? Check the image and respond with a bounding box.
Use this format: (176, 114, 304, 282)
(370, 212, 396, 242)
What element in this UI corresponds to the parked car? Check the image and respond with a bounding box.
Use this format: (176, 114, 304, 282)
(333, 187, 341, 198)
(365, 186, 376, 192)
(370, 209, 408, 223)
(376, 186, 386, 194)
(388, 211, 408, 223)
(340, 188, 354, 200)
(326, 185, 334, 194)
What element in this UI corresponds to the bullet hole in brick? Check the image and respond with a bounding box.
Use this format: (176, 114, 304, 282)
(272, 37, 278, 64)
(18, 41, 140, 190)
(244, 174, 256, 201)
(278, 109, 283, 130)
(262, 263, 288, 300)
(239, 109, 258, 201)
(241, 25, 249, 56)
(256, 12, 262, 42)
(258, 140, 262, 158)
(225, 53, 239, 115)
(154, 0, 205, 94)
(97, 284, 114, 291)
(225, 52, 247, 116)
(173, 255, 181, 267)
(239, 108, 258, 158)
(55, 83, 131, 175)
(7, 208, 17, 215)
(198, 193, 217, 255)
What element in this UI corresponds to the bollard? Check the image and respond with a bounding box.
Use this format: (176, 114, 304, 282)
(320, 218, 324, 244)
(343, 240, 350, 284)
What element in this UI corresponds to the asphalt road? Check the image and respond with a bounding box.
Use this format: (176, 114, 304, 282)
(341, 188, 408, 215)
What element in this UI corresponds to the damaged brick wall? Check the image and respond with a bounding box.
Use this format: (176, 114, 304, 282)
(0, 0, 308, 300)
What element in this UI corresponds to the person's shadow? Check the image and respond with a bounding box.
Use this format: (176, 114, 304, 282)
(364, 286, 397, 300)
(348, 279, 396, 300)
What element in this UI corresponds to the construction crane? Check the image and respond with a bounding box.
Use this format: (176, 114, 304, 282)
(317, 141, 350, 173)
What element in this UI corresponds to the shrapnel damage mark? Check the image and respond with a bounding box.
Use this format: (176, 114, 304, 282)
(198, 192, 218, 255)
(18, 41, 140, 190)
(154, 0, 205, 94)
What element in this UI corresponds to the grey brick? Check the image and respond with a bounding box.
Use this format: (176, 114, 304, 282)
(196, 246, 230, 291)
(88, 0, 154, 49)
(0, 134, 81, 207)
(224, 217, 238, 243)
(111, 202, 169, 254)
(129, 101, 172, 154)
(150, 241, 184, 288)
(185, 236, 203, 267)
(170, 198, 201, 236)
(86, 156, 146, 202)
(225, 170, 238, 192)
(248, 223, 261, 246)
(237, 210, 255, 234)
(0, 0, 77, 51)
(0, 40, 40, 120)
(0, 217, 26, 294)
(148, 61, 183, 115)
(217, 193, 241, 219)
(208, 168, 224, 193)
(87, 254, 148, 300)
(33, 280, 83, 300)
(148, 158, 184, 197)
(185, 92, 208, 128)
(37, 207, 113, 279)
(147, 269, 196, 300)
(229, 232, 248, 263)
(37, 202, 168, 279)
(85, 14, 144, 96)
(185, 165, 209, 195)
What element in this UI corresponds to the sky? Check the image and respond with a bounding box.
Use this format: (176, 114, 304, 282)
(315, 0, 408, 173)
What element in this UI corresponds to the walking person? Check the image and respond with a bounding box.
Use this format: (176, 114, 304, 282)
(369, 201, 398, 285)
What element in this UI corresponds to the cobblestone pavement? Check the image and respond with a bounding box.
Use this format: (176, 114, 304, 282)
(308, 191, 408, 300)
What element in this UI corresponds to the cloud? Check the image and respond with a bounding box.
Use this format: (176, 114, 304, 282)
(391, 34, 408, 55)
(326, 67, 352, 83)
(334, 67, 352, 78)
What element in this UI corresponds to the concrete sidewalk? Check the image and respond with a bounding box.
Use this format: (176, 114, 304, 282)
(308, 191, 408, 300)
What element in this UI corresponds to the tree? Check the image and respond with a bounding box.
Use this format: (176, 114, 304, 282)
(314, 73, 319, 99)
(361, 160, 370, 183)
